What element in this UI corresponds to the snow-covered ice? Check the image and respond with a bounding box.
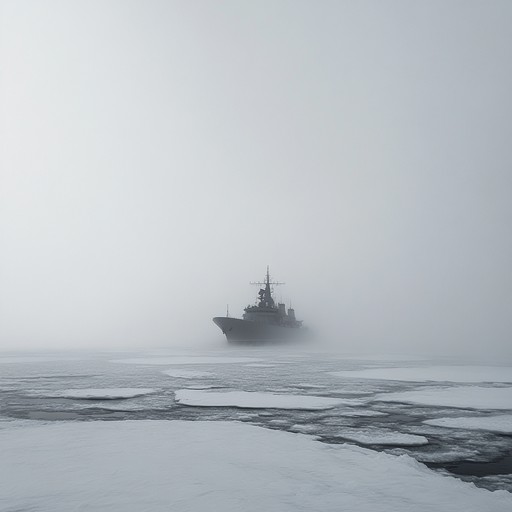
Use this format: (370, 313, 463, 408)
(375, 386, 512, 410)
(162, 369, 214, 378)
(175, 389, 352, 410)
(338, 428, 429, 446)
(424, 415, 512, 434)
(332, 366, 512, 383)
(1, 420, 510, 512)
(38, 388, 156, 400)
(113, 356, 260, 365)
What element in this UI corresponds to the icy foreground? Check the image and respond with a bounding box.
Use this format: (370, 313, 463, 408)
(0, 421, 510, 512)
(424, 415, 512, 434)
(175, 389, 352, 410)
(333, 366, 512, 383)
(376, 386, 512, 409)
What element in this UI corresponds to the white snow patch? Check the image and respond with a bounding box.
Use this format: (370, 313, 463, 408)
(332, 366, 512, 383)
(41, 388, 155, 400)
(424, 415, 512, 434)
(1, 420, 510, 512)
(376, 387, 512, 410)
(113, 356, 260, 365)
(175, 390, 350, 410)
(162, 369, 213, 378)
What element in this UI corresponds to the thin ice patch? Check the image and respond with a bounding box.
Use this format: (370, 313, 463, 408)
(37, 388, 156, 400)
(162, 369, 214, 378)
(424, 415, 512, 434)
(174, 389, 351, 410)
(338, 428, 429, 446)
(375, 386, 512, 410)
(332, 366, 512, 383)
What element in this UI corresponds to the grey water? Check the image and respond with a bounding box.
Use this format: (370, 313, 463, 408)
(1, 349, 511, 493)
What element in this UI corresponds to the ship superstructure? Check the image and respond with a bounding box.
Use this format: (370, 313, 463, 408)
(213, 267, 303, 343)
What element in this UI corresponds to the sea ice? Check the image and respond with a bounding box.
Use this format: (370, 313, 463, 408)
(338, 428, 429, 446)
(39, 388, 156, 400)
(1, 420, 510, 512)
(332, 366, 512, 383)
(113, 356, 260, 365)
(424, 415, 512, 434)
(336, 409, 387, 417)
(375, 386, 512, 410)
(162, 369, 214, 378)
(174, 389, 352, 410)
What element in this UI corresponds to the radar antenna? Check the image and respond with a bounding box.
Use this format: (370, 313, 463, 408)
(249, 266, 285, 308)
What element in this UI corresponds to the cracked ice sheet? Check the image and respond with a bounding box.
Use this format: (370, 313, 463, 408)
(32, 388, 156, 400)
(113, 357, 260, 365)
(174, 389, 358, 410)
(162, 369, 214, 378)
(424, 415, 512, 434)
(1, 420, 510, 512)
(375, 387, 512, 410)
(332, 366, 512, 383)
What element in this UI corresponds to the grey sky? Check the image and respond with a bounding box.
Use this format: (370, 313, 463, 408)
(1, 0, 511, 357)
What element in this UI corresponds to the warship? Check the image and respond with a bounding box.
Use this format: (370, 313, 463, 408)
(213, 267, 304, 344)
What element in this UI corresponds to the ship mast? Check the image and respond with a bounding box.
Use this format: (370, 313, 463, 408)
(250, 266, 284, 308)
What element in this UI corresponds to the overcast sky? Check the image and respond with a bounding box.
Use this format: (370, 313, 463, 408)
(1, 0, 511, 357)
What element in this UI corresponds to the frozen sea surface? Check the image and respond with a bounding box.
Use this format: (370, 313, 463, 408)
(1, 420, 511, 512)
(1, 348, 512, 501)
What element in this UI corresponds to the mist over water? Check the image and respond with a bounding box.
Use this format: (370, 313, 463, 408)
(1, 1, 511, 360)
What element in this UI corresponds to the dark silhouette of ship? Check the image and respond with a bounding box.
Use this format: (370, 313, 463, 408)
(213, 267, 304, 343)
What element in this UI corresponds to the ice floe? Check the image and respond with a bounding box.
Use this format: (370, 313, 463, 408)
(1, 420, 510, 512)
(375, 386, 512, 410)
(332, 366, 512, 383)
(162, 369, 214, 378)
(174, 390, 351, 410)
(338, 428, 429, 446)
(40, 388, 156, 400)
(113, 357, 260, 365)
(424, 415, 512, 434)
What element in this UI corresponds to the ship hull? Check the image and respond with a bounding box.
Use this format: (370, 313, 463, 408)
(212, 317, 302, 344)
